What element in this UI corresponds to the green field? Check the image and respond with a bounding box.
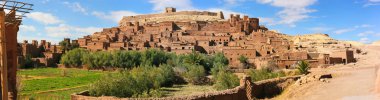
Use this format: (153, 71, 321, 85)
(17, 68, 109, 99)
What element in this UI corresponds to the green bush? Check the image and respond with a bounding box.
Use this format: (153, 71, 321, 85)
(214, 71, 239, 90)
(89, 65, 175, 98)
(182, 64, 206, 85)
(19, 54, 34, 69)
(297, 60, 310, 75)
(140, 49, 172, 66)
(238, 55, 248, 64)
(212, 65, 239, 90)
(248, 68, 285, 82)
(60, 48, 88, 67)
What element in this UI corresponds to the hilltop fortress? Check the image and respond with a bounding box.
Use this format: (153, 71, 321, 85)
(119, 7, 225, 25)
(18, 8, 356, 69)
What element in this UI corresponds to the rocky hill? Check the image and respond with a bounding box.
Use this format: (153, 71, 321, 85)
(286, 33, 356, 53)
(343, 41, 366, 47)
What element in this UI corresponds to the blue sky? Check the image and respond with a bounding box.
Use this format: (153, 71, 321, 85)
(15, 0, 380, 44)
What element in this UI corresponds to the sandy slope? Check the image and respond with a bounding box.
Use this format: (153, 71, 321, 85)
(276, 45, 380, 100)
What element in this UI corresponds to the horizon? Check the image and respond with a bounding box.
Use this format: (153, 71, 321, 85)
(15, 0, 380, 44)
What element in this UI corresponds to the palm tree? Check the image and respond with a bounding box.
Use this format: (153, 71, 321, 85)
(297, 60, 310, 75)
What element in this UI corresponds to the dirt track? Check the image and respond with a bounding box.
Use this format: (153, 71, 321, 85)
(276, 46, 380, 100)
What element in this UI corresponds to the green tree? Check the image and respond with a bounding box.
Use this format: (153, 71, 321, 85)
(213, 70, 239, 90)
(297, 60, 310, 75)
(60, 48, 88, 67)
(183, 50, 203, 65)
(182, 64, 206, 85)
(59, 40, 80, 52)
(19, 54, 34, 69)
(239, 55, 249, 68)
(59, 40, 70, 52)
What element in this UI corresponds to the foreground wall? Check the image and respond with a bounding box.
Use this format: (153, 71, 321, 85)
(71, 76, 300, 100)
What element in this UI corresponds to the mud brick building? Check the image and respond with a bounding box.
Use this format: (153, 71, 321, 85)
(61, 7, 354, 68)
(17, 40, 62, 67)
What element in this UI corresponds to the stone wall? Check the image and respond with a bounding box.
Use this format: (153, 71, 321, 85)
(71, 76, 301, 100)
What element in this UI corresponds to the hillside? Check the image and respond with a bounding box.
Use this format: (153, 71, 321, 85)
(372, 40, 380, 46)
(286, 33, 356, 54)
(343, 41, 366, 47)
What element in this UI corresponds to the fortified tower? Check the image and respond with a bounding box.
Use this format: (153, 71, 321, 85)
(165, 7, 176, 13)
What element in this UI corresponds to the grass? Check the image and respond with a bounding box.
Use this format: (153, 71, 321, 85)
(17, 68, 109, 99)
(161, 84, 216, 97)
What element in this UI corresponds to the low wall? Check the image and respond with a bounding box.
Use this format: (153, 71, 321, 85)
(252, 76, 300, 99)
(71, 76, 301, 100)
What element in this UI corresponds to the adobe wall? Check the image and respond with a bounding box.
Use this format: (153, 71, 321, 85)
(71, 76, 301, 100)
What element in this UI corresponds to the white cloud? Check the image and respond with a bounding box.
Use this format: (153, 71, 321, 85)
(308, 27, 333, 33)
(354, 24, 373, 28)
(375, 33, 380, 37)
(358, 31, 374, 37)
(149, 0, 195, 11)
(224, 0, 247, 5)
(255, 0, 317, 27)
(259, 17, 276, 26)
(41, 0, 50, 4)
(92, 11, 140, 23)
(63, 2, 88, 15)
(45, 24, 102, 38)
(359, 37, 371, 44)
(364, 0, 380, 7)
(26, 12, 63, 25)
(20, 25, 36, 32)
(333, 24, 373, 34)
(18, 36, 61, 44)
(333, 28, 354, 34)
(370, 0, 380, 2)
(257, 0, 273, 4)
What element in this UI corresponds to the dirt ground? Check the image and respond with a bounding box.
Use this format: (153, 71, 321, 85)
(275, 45, 380, 100)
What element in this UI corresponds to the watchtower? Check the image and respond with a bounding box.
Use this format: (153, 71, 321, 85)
(165, 7, 176, 13)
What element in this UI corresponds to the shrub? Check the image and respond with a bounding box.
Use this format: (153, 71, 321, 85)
(182, 64, 207, 85)
(297, 60, 310, 75)
(183, 50, 204, 65)
(19, 54, 34, 69)
(212, 65, 239, 90)
(60, 48, 88, 67)
(210, 62, 228, 80)
(238, 55, 248, 64)
(248, 68, 285, 82)
(200, 52, 229, 72)
(89, 65, 175, 98)
(214, 71, 239, 90)
(141, 49, 171, 66)
(239, 55, 249, 68)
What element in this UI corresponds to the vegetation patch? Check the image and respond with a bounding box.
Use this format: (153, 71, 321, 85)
(18, 68, 109, 99)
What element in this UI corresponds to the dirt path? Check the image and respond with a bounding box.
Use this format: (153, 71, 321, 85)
(276, 46, 380, 100)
